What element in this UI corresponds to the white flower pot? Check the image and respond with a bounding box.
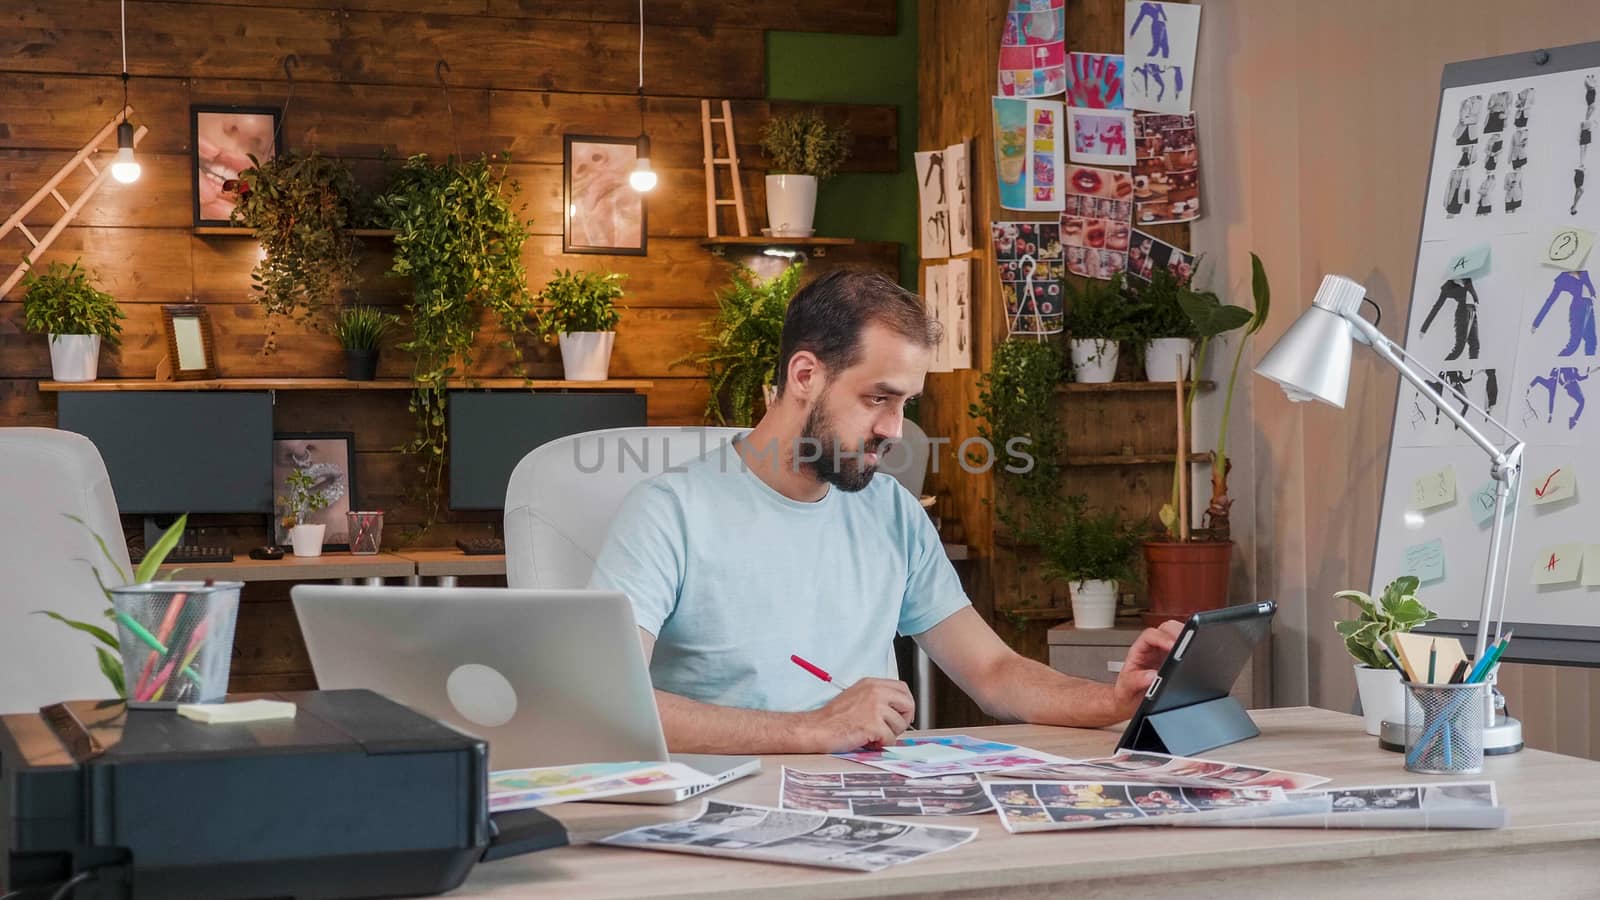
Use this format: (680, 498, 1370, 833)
(1070, 579, 1119, 629)
(290, 523, 326, 558)
(558, 331, 615, 382)
(48, 334, 101, 383)
(1144, 338, 1194, 382)
(1353, 663, 1406, 736)
(766, 174, 818, 238)
(1069, 339, 1119, 384)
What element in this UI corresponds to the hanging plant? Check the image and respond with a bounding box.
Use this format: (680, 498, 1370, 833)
(374, 154, 535, 524)
(674, 262, 804, 426)
(229, 151, 362, 326)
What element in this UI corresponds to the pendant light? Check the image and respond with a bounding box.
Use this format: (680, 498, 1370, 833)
(627, 0, 657, 193)
(111, 0, 141, 184)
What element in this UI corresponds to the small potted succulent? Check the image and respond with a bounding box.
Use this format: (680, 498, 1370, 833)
(759, 111, 851, 238)
(20, 260, 125, 383)
(1029, 495, 1142, 629)
(279, 468, 332, 558)
(332, 305, 401, 380)
(1130, 268, 1200, 382)
(1335, 576, 1437, 736)
(535, 269, 626, 381)
(1063, 276, 1135, 383)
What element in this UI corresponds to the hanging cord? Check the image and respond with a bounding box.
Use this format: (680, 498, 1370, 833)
(437, 60, 460, 160)
(272, 55, 297, 146)
(119, 0, 129, 122)
(636, 0, 647, 135)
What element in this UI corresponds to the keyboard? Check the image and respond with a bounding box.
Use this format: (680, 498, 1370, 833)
(455, 537, 505, 556)
(128, 544, 235, 564)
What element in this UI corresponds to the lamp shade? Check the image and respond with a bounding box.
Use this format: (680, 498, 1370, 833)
(1254, 274, 1367, 408)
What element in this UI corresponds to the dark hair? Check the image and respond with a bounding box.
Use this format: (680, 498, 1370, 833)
(774, 270, 941, 396)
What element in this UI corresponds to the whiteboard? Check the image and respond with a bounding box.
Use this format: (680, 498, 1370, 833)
(1372, 42, 1600, 667)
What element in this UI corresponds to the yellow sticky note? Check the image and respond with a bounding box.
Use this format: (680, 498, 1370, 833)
(1543, 227, 1595, 270)
(1532, 544, 1583, 586)
(1583, 546, 1600, 587)
(1531, 465, 1576, 505)
(1410, 466, 1457, 511)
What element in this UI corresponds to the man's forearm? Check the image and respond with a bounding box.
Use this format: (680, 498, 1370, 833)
(655, 690, 820, 754)
(976, 654, 1131, 728)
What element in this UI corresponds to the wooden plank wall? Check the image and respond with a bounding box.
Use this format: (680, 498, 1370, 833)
(918, 0, 1191, 725)
(0, 0, 901, 692)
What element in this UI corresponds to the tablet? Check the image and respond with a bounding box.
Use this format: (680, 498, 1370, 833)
(1115, 601, 1276, 757)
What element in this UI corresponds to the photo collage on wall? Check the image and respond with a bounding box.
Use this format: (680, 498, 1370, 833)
(992, 221, 1065, 335)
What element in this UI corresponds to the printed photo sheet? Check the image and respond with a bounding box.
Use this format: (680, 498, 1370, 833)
(1063, 164, 1135, 279)
(1133, 112, 1200, 225)
(488, 761, 712, 812)
(992, 220, 1066, 335)
(780, 768, 995, 817)
(983, 781, 1321, 833)
(998, 0, 1067, 99)
(1222, 782, 1506, 830)
(834, 734, 1068, 778)
(997, 749, 1330, 791)
(1127, 228, 1196, 284)
(1123, 1, 1200, 114)
(600, 800, 977, 873)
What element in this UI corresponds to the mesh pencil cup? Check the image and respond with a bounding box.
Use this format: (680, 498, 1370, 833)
(1403, 681, 1488, 775)
(110, 581, 242, 708)
(347, 510, 384, 555)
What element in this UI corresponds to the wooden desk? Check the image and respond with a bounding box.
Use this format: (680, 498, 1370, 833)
(459, 708, 1600, 899)
(154, 552, 414, 584)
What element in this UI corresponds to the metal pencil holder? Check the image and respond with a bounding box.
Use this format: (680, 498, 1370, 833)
(347, 510, 384, 555)
(110, 581, 242, 709)
(1403, 680, 1488, 775)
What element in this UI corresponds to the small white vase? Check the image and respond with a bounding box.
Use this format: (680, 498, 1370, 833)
(558, 331, 615, 382)
(1070, 579, 1119, 629)
(766, 174, 818, 237)
(1143, 338, 1194, 382)
(1353, 663, 1406, 736)
(1069, 339, 1119, 384)
(48, 334, 101, 383)
(290, 523, 327, 558)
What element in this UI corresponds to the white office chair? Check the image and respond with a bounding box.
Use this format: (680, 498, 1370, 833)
(0, 428, 133, 713)
(877, 418, 931, 498)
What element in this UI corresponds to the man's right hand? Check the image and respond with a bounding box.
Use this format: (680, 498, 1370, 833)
(799, 678, 915, 753)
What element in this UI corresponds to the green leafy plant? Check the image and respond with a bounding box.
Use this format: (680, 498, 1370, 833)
(375, 154, 536, 524)
(1334, 576, 1437, 669)
(277, 467, 331, 530)
(1029, 495, 1144, 585)
(674, 262, 804, 426)
(1129, 268, 1201, 342)
(20, 260, 125, 344)
(332, 305, 402, 352)
(969, 338, 1065, 517)
(230, 151, 363, 325)
(1064, 275, 1138, 342)
(535, 269, 625, 339)
(37, 514, 188, 697)
(760, 111, 852, 180)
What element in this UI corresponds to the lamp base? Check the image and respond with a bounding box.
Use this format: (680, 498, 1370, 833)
(1377, 715, 1524, 755)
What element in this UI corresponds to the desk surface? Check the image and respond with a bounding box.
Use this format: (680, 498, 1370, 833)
(460, 707, 1600, 899)
(155, 552, 414, 582)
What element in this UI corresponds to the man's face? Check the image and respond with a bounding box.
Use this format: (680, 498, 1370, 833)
(799, 323, 931, 492)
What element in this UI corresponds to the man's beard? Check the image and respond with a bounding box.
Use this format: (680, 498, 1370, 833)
(800, 400, 884, 492)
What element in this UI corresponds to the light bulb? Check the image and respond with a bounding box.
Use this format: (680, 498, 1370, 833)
(111, 121, 140, 184)
(629, 158, 657, 192)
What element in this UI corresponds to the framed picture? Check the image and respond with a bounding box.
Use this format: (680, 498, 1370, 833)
(272, 432, 357, 549)
(563, 134, 648, 255)
(192, 105, 282, 227)
(160, 304, 218, 380)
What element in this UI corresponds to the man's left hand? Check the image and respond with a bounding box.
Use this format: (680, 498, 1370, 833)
(1111, 621, 1185, 718)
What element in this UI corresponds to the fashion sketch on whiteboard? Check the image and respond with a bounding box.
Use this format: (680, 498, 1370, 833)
(1532, 269, 1598, 357)
(1420, 277, 1482, 361)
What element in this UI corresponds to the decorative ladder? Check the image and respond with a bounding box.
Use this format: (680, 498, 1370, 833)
(0, 106, 148, 299)
(700, 99, 749, 238)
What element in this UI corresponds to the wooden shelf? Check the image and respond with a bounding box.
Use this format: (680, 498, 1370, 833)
(194, 227, 394, 237)
(1063, 452, 1209, 466)
(1001, 607, 1075, 623)
(39, 377, 654, 393)
(1057, 380, 1214, 393)
(701, 235, 855, 256)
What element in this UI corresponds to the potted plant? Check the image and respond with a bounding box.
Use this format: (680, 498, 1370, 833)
(20, 260, 125, 383)
(279, 468, 332, 557)
(1129, 268, 1200, 382)
(675, 262, 805, 426)
(1029, 496, 1143, 629)
(230, 151, 363, 326)
(332, 305, 401, 381)
(759, 111, 851, 238)
(1063, 276, 1134, 383)
(1335, 576, 1437, 735)
(1143, 254, 1271, 624)
(535, 269, 626, 381)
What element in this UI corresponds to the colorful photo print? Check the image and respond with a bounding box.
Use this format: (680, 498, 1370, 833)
(1133, 113, 1201, 224)
(1063, 165, 1134, 279)
(998, 0, 1067, 98)
(992, 220, 1066, 334)
(1068, 108, 1136, 166)
(1064, 52, 1125, 109)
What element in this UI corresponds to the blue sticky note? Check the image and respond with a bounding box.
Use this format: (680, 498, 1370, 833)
(1470, 480, 1499, 526)
(1402, 539, 1446, 584)
(1442, 243, 1491, 280)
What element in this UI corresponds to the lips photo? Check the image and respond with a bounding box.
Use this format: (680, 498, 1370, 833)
(1071, 167, 1103, 193)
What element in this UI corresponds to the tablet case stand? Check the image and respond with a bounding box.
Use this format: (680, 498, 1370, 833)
(1120, 695, 1260, 757)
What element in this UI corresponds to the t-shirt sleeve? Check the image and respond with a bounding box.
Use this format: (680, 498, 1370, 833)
(897, 493, 972, 637)
(586, 479, 687, 637)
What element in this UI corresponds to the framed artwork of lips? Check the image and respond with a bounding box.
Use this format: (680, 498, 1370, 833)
(192, 105, 282, 228)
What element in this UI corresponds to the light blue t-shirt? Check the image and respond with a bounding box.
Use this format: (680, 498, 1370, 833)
(587, 439, 970, 713)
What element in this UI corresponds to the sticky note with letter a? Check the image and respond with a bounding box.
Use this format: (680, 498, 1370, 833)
(1532, 544, 1583, 586)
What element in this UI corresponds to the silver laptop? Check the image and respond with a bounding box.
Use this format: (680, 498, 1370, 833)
(291, 585, 759, 804)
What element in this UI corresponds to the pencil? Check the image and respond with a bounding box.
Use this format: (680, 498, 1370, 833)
(1427, 640, 1437, 684)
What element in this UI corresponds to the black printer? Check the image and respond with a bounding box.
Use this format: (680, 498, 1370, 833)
(1, 690, 564, 899)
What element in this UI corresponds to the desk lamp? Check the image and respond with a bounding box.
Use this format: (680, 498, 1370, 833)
(1255, 274, 1524, 754)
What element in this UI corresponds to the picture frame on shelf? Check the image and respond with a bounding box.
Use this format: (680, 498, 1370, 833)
(563, 134, 648, 256)
(160, 304, 218, 381)
(191, 105, 282, 228)
(272, 432, 358, 550)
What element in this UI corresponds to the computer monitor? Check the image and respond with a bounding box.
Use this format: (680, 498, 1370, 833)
(447, 391, 647, 511)
(56, 391, 275, 516)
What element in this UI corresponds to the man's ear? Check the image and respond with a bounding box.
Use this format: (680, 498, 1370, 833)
(786, 349, 824, 401)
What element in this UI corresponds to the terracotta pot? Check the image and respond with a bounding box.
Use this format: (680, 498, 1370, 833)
(1142, 540, 1232, 626)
